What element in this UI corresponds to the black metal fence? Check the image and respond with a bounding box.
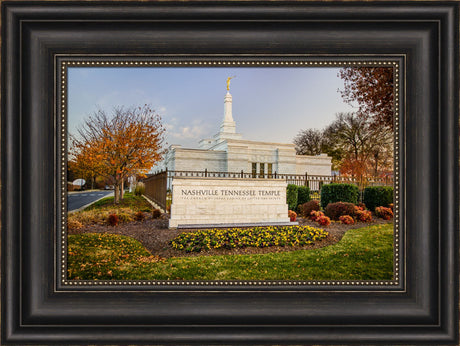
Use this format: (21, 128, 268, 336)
(143, 169, 393, 211)
(143, 170, 168, 210)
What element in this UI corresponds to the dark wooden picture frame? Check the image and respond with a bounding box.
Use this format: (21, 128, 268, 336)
(2, 1, 458, 345)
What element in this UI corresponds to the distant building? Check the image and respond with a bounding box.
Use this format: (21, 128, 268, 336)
(155, 88, 332, 176)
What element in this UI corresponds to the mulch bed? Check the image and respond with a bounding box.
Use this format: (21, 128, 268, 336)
(69, 215, 393, 259)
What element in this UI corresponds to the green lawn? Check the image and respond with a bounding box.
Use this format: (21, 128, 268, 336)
(67, 223, 393, 281)
(84, 192, 152, 212)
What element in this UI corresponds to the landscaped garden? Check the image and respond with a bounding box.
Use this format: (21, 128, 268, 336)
(67, 192, 159, 231)
(67, 223, 393, 281)
(67, 182, 395, 281)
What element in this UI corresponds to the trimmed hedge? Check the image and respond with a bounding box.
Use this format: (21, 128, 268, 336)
(320, 183, 359, 209)
(297, 186, 311, 208)
(363, 186, 393, 211)
(286, 184, 298, 211)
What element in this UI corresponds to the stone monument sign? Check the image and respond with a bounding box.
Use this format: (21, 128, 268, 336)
(169, 177, 292, 228)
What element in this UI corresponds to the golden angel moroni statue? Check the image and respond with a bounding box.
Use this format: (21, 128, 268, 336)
(226, 76, 235, 91)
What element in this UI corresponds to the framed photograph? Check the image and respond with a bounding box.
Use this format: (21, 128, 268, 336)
(65, 62, 397, 283)
(2, 1, 458, 345)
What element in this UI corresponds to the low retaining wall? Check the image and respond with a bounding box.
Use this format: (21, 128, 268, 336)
(169, 177, 290, 228)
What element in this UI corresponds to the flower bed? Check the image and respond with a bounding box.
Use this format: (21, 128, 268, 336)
(170, 225, 329, 253)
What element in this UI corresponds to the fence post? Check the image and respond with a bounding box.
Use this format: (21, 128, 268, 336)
(241, 170, 244, 178)
(274, 171, 277, 179)
(205, 168, 207, 177)
(305, 172, 308, 186)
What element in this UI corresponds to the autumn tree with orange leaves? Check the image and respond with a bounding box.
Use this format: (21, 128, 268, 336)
(68, 138, 106, 189)
(339, 67, 394, 130)
(69, 105, 165, 203)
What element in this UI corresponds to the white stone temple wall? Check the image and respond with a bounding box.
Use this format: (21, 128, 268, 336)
(274, 147, 297, 174)
(171, 148, 227, 172)
(295, 154, 332, 176)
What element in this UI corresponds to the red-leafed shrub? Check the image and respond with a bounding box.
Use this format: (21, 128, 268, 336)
(152, 209, 162, 219)
(288, 210, 297, 222)
(310, 210, 325, 222)
(298, 200, 320, 217)
(317, 215, 331, 226)
(134, 211, 145, 221)
(375, 206, 393, 220)
(324, 202, 356, 220)
(339, 215, 355, 225)
(107, 213, 118, 226)
(356, 202, 367, 210)
(356, 209, 373, 223)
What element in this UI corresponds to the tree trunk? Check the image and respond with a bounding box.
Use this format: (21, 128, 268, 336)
(114, 183, 120, 204)
(120, 180, 124, 200)
(373, 152, 379, 178)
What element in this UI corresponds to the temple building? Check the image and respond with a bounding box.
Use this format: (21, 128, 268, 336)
(154, 80, 332, 177)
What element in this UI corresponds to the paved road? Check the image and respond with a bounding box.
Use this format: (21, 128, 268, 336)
(68, 190, 113, 212)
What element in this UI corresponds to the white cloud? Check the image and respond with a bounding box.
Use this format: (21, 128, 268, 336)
(164, 123, 175, 131)
(169, 125, 205, 139)
(167, 119, 213, 144)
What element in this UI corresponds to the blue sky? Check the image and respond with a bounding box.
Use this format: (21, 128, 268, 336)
(68, 67, 355, 148)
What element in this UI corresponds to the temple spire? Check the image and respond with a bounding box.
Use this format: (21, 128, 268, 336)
(220, 78, 236, 134)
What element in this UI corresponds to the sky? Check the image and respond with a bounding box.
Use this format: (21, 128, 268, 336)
(68, 67, 355, 148)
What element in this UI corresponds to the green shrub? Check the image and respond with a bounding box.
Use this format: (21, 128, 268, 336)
(363, 186, 393, 212)
(134, 182, 145, 196)
(324, 202, 356, 220)
(286, 184, 298, 211)
(320, 183, 359, 209)
(298, 200, 320, 217)
(296, 186, 311, 209)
